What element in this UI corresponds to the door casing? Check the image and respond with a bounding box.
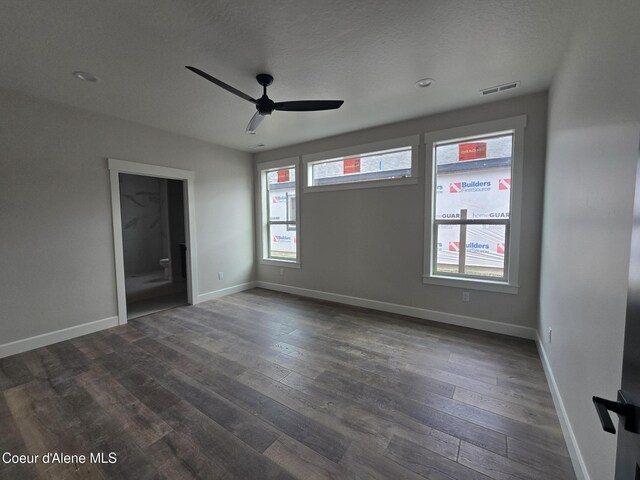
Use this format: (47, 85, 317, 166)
(108, 158, 199, 324)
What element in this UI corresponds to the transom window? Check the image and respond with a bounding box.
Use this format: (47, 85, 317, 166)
(303, 136, 419, 192)
(308, 146, 412, 187)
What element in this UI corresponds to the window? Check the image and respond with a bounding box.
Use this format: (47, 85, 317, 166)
(424, 116, 526, 293)
(303, 136, 419, 192)
(257, 157, 300, 266)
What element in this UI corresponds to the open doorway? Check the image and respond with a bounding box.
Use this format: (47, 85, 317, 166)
(108, 159, 198, 324)
(119, 173, 187, 319)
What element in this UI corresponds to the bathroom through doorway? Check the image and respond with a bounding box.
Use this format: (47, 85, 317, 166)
(119, 173, 187, 319)
(108, 159, 198, 324)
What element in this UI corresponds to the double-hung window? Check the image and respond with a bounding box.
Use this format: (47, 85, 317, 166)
(257, 157, 300, 266)
(424, 116, 526, 293)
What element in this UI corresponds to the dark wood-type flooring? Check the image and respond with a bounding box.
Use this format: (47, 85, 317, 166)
(0, 288, 576, 479)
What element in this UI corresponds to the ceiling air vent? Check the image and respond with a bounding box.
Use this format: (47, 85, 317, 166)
(481, 81, 520, 96)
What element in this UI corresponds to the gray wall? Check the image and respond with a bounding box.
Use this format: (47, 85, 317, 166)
(255, 92, 548, 329)
(539, 0, 640, 478)
(0, 88, 254, 345)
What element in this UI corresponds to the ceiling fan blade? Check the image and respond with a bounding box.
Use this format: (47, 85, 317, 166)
(246, 111, 266, 133)
(274, 100, 344, 112)
(186, 66, 257, 104)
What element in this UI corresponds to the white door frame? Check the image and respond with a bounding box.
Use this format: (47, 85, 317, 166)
(108, 158, 199, 324)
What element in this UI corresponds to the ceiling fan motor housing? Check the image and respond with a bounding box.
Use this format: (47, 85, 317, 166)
(256, 74, 275, 115)
(257, 96, 275, 115)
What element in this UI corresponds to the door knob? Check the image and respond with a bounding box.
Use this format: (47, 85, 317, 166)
(593, 390, 638, 434)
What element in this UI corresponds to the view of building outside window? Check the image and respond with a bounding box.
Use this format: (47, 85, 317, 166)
(433, 134, 513, 279)
(267, 167, 296, 259)
(309, 146, 411, 186)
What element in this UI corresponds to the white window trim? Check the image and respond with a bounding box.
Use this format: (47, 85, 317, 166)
(302, 135, 420, 193)
(422, 115, 526, 294)
(256, 157, 301, 268)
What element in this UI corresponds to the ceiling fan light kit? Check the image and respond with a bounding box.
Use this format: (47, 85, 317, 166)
(186, 66, 344, 133)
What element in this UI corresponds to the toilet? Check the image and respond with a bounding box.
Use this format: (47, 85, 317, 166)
(159, 258, 170, 280)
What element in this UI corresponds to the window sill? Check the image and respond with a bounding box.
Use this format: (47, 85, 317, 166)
(303, 176, 418, 194)
(260, 258, 301, 269)
(422, 275, 519, 294)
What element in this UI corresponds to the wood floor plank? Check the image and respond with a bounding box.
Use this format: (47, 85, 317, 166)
(76, 367, 172, 448)
(280, 370, 462, 461)
(155, 366, 282, 453)
(185, 334, 291, 381)
(321, 323, 500, 386)
(100, 341, 281, 454)
(98, 352, 182, 414)
(238, 368, 391, 451)
(0, 355, 34, 391)
(282, 329, 457, 398)
(47, 340, 93, 375)
(4, 381, 107, 479)
(52, 375, 170, 479)
(459, 441, 564, 480)
(264, 434, 352, 480)
(157, 309, 230, 340)
(154, 332, 247, 377)
(132, 335, 351, 463)
(1, 288, 573, 480)
(160, 400, 295, 480)
(109, 324, 148, 343)
(194, 334, 324, 380)
(385, 435, 492, 480)
(297, 358, 561, 450)
(272, 338, 460, 401)
(338, 441, 429, 480)
(0, 391, 37, 479)
(309, 369, 508, 455)
(70, 332, 115, 360)
(453, 387, 559, 427)
(145, 431, 231, 480)
(507, 437, 575, 479)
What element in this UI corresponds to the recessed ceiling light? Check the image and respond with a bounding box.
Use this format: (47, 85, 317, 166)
(415, 78, 434, 88)
(72, 71, 99, 82)
(247, 131, 256, 135)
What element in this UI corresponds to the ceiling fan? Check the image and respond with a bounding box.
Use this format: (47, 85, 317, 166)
(186, 66, 344, 133)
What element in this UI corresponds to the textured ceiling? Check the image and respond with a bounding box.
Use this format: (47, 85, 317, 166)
(0, 0, 577, 151)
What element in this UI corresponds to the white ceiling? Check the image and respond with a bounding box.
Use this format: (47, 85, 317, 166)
(0, 0, 577, 152)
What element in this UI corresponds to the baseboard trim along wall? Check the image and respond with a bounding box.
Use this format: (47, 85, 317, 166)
(0, 316, 119, 359)
(256, 281, 536, 340)
(197, 281, 257, 303)
(536, 334, 589, 480)
(0, 281, 257, 359)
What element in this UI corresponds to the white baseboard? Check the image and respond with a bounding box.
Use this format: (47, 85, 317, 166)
(197, 281, 257, 304)
(536, 334, 589, 480)
(255, 281, 536, 340)
(0, 316, 119, 359)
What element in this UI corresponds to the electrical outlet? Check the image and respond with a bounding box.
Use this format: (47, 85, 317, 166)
(548, 328, 552, 344)
(462, 291, 470, 302)
(279, 268, 284, 276)
(218, 271, 224, 280)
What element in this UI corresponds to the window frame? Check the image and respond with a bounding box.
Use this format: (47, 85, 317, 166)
(302, 135, 420, 193)
(423, 115, 526, 294)
(257, 157, 301, 268)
